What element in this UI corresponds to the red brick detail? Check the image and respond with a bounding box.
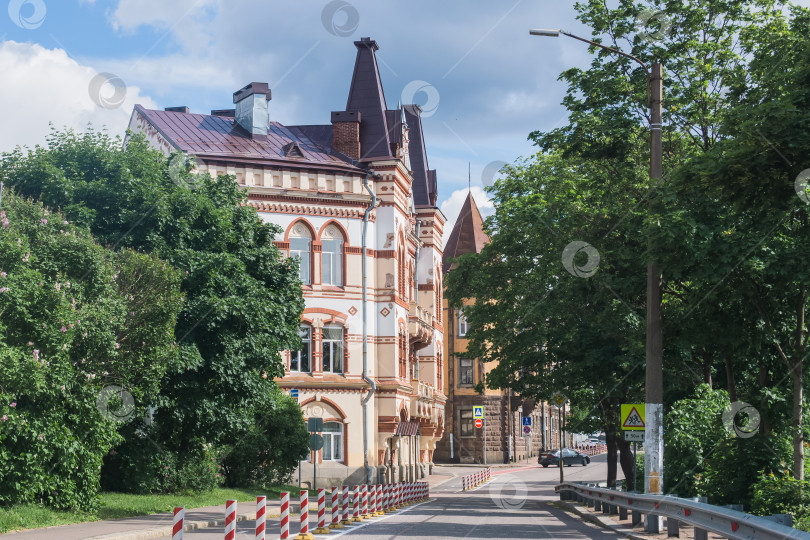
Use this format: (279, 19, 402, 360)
(332, 122, 360, 160)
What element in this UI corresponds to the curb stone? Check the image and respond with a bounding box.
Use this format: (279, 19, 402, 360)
(550, 500, 655, 540)
(85, 510, 257, 540)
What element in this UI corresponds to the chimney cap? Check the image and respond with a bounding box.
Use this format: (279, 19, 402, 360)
(331, 110, 361, 123)
(164, 106, 189, 113)
(211, 109, 235, 117)
(233, 82, 272, 104)
(354, 37, 379, 51)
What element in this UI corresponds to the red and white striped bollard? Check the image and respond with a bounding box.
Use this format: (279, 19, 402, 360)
(224, 500, 237, 540)
(315, 488, 330, 533)
(341, 486, 351, 525)
(172, 507, 184, 540)
(352, 486, 360, 522)
(361, 484, 368, 516)
(280, 492, 290, 539)
(331, 486, 342, 529)
(256, 496, 266, 540)
(296, 490, 310, 540)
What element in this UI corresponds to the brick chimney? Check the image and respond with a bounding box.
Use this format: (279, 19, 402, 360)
(233, 82, 272, 140)
(331, 110, 361, 159)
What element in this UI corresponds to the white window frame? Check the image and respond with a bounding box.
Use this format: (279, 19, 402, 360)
(459, 358, 473, 386)
(289, 237, 312, 285)
(322, 324, 344, 374)
(321, 422, 343, 462)
(290, 326, 311, 373)
(321, 238, 343, 286)
(458, 311, 469, 337)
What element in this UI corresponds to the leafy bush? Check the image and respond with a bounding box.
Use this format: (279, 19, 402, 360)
(0, 191, 182, 510)
(664, 384, 730, 497)
(221, 390, 309, 487)
(2, 129, 304, 459)
(751, 473, 810, 526)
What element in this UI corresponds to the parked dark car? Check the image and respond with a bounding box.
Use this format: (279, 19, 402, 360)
(538, 448, 591, 467)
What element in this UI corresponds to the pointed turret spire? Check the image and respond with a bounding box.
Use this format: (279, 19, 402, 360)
(443, 192, 490, 273)
(345, 37, 391, 159)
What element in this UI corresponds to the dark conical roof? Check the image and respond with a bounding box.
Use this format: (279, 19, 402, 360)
(346, 38, 392, 159)
(442, 192, 490, 273)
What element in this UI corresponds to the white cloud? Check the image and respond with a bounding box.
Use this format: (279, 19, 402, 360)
(0, 41, 157, 152)
(440, 186, 495, 247)
(109, 0, 217, 32)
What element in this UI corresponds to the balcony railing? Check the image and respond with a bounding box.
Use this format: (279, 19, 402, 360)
(408, 303, 434, 344)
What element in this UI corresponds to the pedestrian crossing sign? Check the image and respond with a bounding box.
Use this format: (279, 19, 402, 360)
(473, 406, 484, 420)
(621, 404, 645, 431)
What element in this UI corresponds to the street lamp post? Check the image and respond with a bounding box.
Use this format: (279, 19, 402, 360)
(530, 29, 664, 533)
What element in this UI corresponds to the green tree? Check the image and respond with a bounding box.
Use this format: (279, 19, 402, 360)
(655, 6, 810, 478)
(446, 150, 648, 488)
(0, 190, 182, 510)
(0, 129, 305, 469)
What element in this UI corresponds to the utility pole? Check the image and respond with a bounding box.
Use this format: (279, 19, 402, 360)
(645, 62, 665, 533)
(530, 29, 665, 533)
(558, 405, 564, 484)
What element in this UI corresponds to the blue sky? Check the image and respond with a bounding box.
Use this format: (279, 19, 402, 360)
(2, 0, 808, 237)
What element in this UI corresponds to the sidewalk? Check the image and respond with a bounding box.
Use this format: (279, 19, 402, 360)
(2, 503, 264, 540)
(3, 479, 440, 540)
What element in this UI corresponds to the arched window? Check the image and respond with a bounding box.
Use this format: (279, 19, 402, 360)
(321, 225, 344, 286)
(291, 325, 311, 373)
(322, 421, 343, 461)
(289, 223, 313, 285)
(322, 324, 344, 374)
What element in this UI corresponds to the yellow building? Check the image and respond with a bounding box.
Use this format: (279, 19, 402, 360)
(435, 193, 570, 463)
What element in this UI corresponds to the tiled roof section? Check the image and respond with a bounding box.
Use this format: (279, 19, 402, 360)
(288, 124, 333, 152)
(442, 192, 490, 273)
(135, 105, 360, 172)
(385, 109, 402, 146)
(346, 38, 392, 159)
(403, 105, 433, 206)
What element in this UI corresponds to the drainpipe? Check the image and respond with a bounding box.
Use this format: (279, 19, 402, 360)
(362, 170, 379, 484)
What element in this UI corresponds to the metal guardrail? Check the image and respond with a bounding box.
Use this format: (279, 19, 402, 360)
(556, 482, 809, 540)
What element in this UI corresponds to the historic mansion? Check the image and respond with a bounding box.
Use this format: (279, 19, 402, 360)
(128, 38, 446, 485)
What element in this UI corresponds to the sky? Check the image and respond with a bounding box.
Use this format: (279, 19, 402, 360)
(2, 0, 808, 243)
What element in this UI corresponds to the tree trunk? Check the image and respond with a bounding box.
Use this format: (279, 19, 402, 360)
(792, 366, 805, 480)
(617, 436, 635, 491)
(702, 349, 712, 387)
(758, 364, 770, 435)
(605, 429, 618, 488)
(724, 353, 737, 403)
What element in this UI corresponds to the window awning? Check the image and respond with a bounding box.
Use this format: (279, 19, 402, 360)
(394, 421, 421, 436)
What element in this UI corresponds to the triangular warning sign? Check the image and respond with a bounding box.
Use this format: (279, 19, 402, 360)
(622, 407, 645, 428)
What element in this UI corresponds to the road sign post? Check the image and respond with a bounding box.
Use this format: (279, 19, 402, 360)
(621, 404, 646, 494)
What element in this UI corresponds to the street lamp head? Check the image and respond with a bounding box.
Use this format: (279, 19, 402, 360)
(529, 29, 561, 37)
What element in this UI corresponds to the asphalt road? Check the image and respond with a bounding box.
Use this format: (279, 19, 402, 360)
(165, 454, 625, 539)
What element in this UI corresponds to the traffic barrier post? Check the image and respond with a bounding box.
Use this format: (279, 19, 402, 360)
(369, 484, 377, 516)
(361, 484, 368, 517)
(295, 490, 313, 540)
(341, 486, 351, 526)
(225, 500, 237, 540)
(280, 492, 290, 540)
(172, 507, 184, 540)
(315, 488, 330, 534)
(256, 496, 266, 540)
(352, 486, 361, 522)
(330, 487, 342, 529)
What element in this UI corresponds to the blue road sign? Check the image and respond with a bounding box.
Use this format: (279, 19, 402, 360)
(473, 406, 484, 419)
(290, 389, 299, 401)
(522, 416, 532, 426)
